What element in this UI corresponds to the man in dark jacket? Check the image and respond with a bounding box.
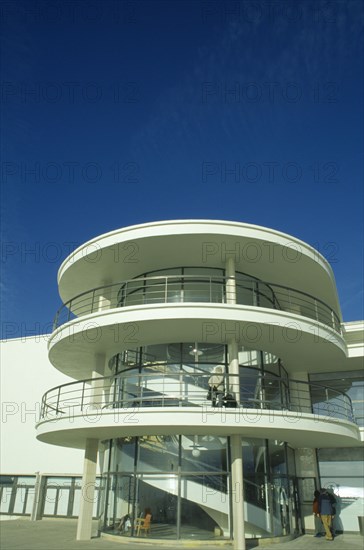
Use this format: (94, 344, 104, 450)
(318, 488, 336, 540)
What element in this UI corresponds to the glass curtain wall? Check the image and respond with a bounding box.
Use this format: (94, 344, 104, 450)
(116, 267, 266, 308)
(99, 437, 298, 540)
(107, 343, 287, 412)
(243, 439, 298, 538)
(99, 342, 296, 540)
(100, 434, 229, 540)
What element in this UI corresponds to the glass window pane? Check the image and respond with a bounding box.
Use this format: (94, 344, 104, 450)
(0, 487, 13, 513)
(72, 487, 81, 517)
(137, 475, 177, 539)
(183, 267, 224, 276)
(268, 441, 287, 474)
(25, 490, 34, 514)
(183, 280, 211, 302)
(138, 435, 179, 473)
(16, 476, 36, 486)
(55, 489, 69, 516)
(180, 474, 229, 539)
(114, 437, 136, 472)
(43, 488, 57, 515)
(181, 435, 227, 473)
(13, 488, 27, 514)
(236, 280, 254, 306)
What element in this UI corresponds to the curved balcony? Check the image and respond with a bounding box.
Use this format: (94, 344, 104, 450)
(53, 274, 341, 333)
(39, 366, 355, 424)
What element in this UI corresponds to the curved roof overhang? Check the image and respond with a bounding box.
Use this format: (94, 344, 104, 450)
(57, 220, 342, 318)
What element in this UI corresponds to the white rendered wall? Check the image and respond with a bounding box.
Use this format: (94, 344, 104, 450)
(0, 335, 84, 474)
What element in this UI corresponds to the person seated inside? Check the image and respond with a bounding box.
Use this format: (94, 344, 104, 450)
(117, 513, 131, 533)
(135, 507, 152, 536)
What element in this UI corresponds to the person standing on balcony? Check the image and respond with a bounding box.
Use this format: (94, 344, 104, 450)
(208, 366, 225, 407)
(318, 487, 336, 540)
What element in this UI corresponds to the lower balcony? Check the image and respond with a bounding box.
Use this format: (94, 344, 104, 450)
(36, 367, 361, 449)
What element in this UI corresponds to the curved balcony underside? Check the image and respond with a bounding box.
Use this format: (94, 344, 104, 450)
(36, 408, 361, 449)
(48, 304, 347, 379)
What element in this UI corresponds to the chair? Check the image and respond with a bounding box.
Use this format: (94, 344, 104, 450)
(135, 513, 152, 536)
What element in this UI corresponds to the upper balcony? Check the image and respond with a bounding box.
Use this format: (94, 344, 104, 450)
(48, 270, 346, 379)
(54, 273, 341, 333)
(56, 220, 342, 318)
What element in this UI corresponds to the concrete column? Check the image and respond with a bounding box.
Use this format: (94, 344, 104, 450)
(295, 447, 320, 533)
(96, 279, 112, 312)
(226, 257, 240, 402)
(289, 371, 312, 414)
(90, 353, 107, 408)
(231, 434, 245, 550)
(291, 373, 320, 533)
(30, 472, 42, 521)
(76, 438, 99, 540)
(228, 340, 240, 405)
(225, 257, 236, 304)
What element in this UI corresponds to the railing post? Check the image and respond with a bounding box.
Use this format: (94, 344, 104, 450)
(90, 290, 96, 313)
(314, 299, 319, 322)
(253, 281, 260, 307)
(165, 277, 168, 303)
(272, 284, 278, 309)
(57, 386, 61, 416)
(113, 376, 117, 407)
(41, 395, 45, 419)
(81, 381, 85, 412)
(124, 281, 128, 306)
(67, 300, 72, 322)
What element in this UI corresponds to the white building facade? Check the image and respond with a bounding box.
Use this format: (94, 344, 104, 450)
(1, 220, 363, 548)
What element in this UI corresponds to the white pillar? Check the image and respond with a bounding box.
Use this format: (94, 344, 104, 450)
(226, 258, 245, 548)
(76, 438, 99, 540)
(289, 371, 312, 414)
(226, 256, 240, 403)
(90, 353, 107, 407)
(228, 340, 240, 405)
(226, 256, 236, 304)
(30, 472, 42, 521)
(291, 372, 320, 533)
(96, 280, 112, 312)
(231, 435, 245, 550)
(290, 373, 319, 480)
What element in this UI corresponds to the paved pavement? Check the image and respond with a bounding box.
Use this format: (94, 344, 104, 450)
(0, 518, 363, 550)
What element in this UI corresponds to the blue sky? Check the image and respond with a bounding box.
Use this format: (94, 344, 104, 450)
(1, 0, 363, 337)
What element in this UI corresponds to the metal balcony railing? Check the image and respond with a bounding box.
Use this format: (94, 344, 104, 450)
(38, 367, 355, 424)
(53, 275, 341, 333)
